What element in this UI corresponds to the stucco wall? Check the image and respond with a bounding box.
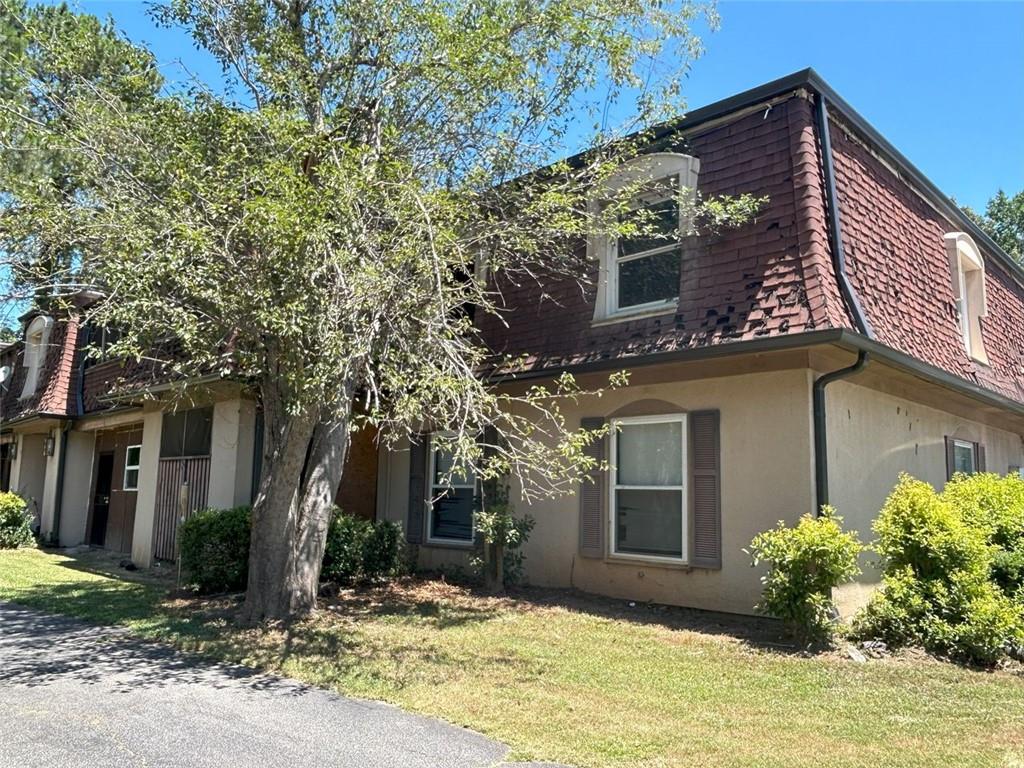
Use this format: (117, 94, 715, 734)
(378, 368, 816, 615)
(13, 434, 46, 528)
(58, 430, 96, 547)
(826, 379, 1024, 614)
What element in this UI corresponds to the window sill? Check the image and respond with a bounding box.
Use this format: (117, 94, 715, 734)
(591, 302, 678, 327)
(424, 538, 475, 550)
(605, 553, 691, 571)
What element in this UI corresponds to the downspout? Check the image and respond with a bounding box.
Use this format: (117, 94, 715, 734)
(812, 92, 874, 513)
(51, 422, 70, 544)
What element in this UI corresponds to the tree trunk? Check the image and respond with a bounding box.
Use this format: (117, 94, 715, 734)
(240, 378, 353, 624)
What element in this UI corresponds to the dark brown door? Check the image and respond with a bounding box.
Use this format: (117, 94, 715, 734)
(91, 426, 143, 554)
(90, 453, 115, 547)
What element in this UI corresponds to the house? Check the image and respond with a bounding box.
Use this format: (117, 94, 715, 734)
(3, 69, 1023, 616)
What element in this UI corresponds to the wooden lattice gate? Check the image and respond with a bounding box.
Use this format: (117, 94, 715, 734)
(152, 456, 211, 561)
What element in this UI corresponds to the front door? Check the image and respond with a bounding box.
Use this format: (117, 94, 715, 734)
(90, 452, 115, 547)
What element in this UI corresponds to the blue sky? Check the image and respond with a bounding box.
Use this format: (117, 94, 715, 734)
(60, 0, 1023, 211)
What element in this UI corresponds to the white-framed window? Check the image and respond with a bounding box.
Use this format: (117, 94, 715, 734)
(953, 439, 979, 475)
(19, 315, 54, 400)
(609, 414, 687, 562)
(427, 437, 476, 545)
(123, 444, 142, 491)
(591, 153, 700, 323)
(944, 232, 987, 363)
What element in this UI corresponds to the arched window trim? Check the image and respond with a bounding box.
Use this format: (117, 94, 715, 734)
(944, 232, 987, 364)
(19, 315, 54, 400)
(589, 153, 701, 324)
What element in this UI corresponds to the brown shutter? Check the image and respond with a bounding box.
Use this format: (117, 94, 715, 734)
(690, 410, 721, 569)
(407, 434, 429, 544)
(945, 436, 956, 480)
(578, 417, 606, 558)
(977, 443, 986, 472)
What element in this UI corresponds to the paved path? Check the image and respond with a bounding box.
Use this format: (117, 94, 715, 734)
(0, 602, 558, 768)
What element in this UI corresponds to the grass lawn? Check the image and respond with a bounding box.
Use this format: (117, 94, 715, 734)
(1, 547, 1022, 768)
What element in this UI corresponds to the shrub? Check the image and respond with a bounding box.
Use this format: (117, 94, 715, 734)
(943, 472, 1024, 595)
(853, 474, 1024, 664)
(472, 484, 535, 591)
(0, 492, 34, 549)
(321, 508, 403, 583)
(747, 506, 863, 644)
(179, 506, 251, 593)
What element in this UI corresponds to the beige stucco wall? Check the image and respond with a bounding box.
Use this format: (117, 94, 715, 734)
(12, 434, 47, 529)
(131, 409, 163, 567)
(58, 430, 96, 547)
(827, 379, 1024, 614)
(208, 397, 257, 510)
(378, 368, 816, 615)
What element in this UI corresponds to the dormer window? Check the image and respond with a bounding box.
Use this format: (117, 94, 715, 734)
(944, 232, 987, 364)
(19, 315, 53, 400)
(591, 153, 700, 323)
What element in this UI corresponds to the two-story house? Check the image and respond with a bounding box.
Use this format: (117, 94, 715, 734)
(4, 69, 1023, 616)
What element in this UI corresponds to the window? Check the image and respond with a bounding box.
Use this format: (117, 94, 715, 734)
(159, 407, 213, 458)
(591, 153, 700, 323)
(427, 438, 476, 544)
(953, 439, 977, 474)
(19, 315, 53, 400)
(123, 445, 141, 490)
(609, 414, 686, 561)
(944, 233, 987, 363)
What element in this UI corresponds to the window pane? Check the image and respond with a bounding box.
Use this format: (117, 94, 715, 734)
(431, 487, 474, 541)
(159, 412, 186, 457)
(125, 446, 141, 468)
(617, 250, 680, 309)
(124, 468, 139, 490)
(619, 197, 680, 258)
(954, 442, 976, 474)
(616, 421, 682, 486)
(184, 407, 213, 456)
(433, 446, 475, 486)
(615, 489, 683, 558)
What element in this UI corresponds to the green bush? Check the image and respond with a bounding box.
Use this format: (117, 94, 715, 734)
(321, 508, 403, 583)
(0, 492, 34, 549)
(472, 484, 535, 591)
(179, 506, 251, 593)
(853, 474, 1024, 664)
(943, 472, 1024, 595)
(747, 506, 863, 644)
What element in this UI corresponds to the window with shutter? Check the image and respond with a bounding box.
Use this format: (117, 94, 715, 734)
(609, 414, 686, 561)
(946, 436, 983, 479)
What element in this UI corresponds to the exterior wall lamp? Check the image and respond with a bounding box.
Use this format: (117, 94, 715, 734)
(8, 440, 16, 461)
(43, 435, 55, 457)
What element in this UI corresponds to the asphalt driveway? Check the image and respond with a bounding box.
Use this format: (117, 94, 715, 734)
(0, 602, 556, 768)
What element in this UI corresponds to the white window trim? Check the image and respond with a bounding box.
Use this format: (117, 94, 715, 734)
(426, 434, 476, 546)
(944, 232, 988, 363)
(590, 153, 700, 324)
(123, 444, 142, 491)
(608, 413, 688, 565)
(19, 315, 54, 400)
(953, 438, 978, 474)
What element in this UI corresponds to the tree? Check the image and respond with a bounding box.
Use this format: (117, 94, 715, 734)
(960, 189, 1023, 265)
(0, 0, 756, 622)
(0, 1, 162, 299)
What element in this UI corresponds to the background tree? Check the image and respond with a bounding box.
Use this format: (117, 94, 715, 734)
(0, 0, 759, 622)
(0, 1, 162, 300)
(961, 189, 1023, 265)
